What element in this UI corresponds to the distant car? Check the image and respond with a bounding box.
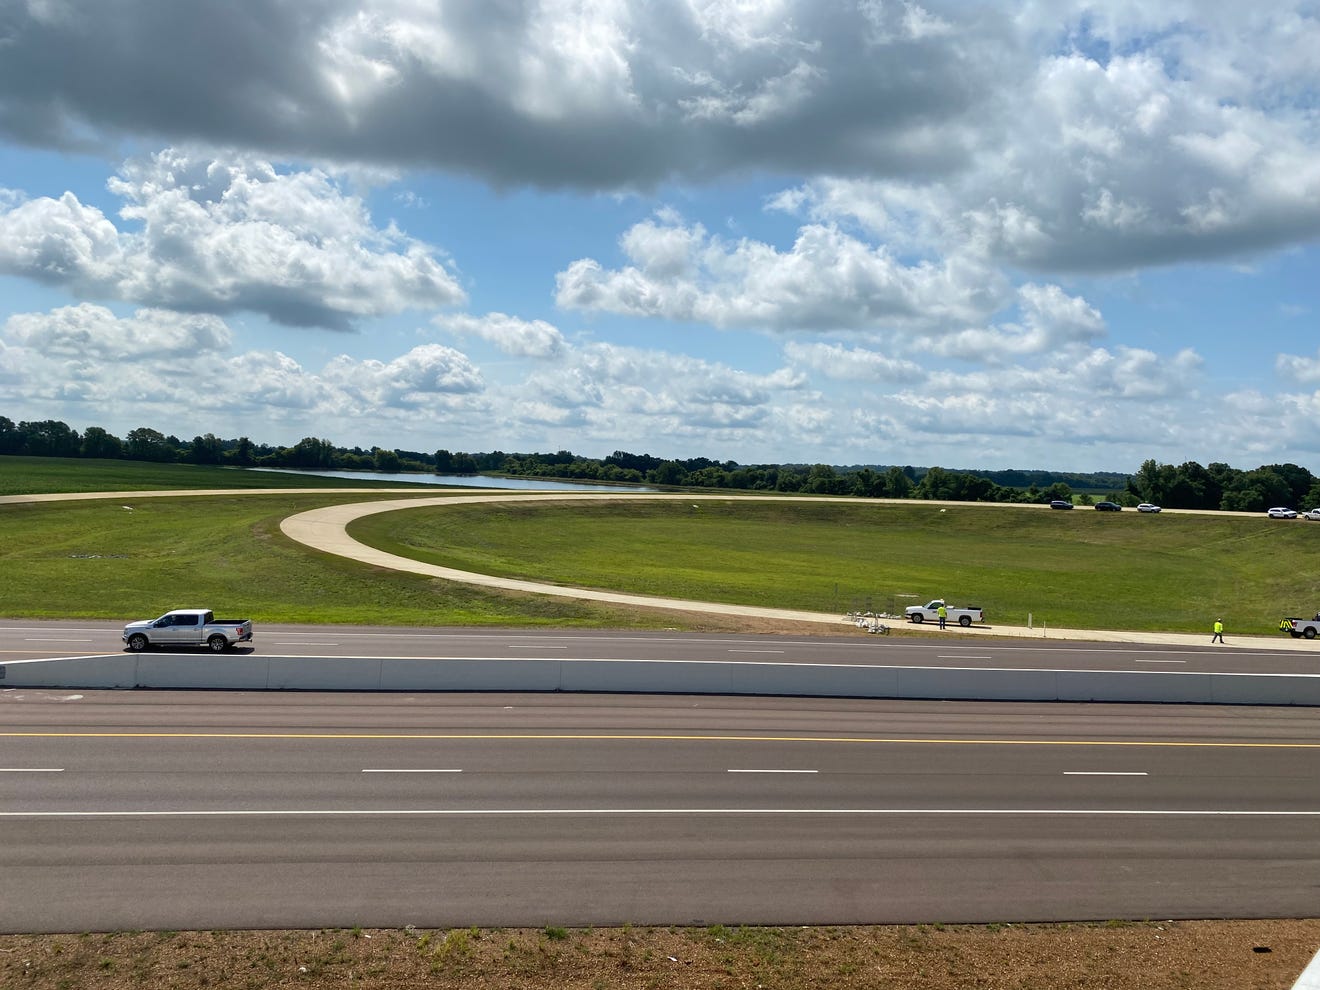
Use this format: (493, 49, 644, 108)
(1267, 507, 1298, 519)
(1049, 500, 1074, 510)
(1136, 503, 1162, 513)
(1303, 509, 1320, 521)
(1094, 501, 1123, 511)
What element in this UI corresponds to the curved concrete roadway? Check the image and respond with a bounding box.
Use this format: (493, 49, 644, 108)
(3, 487, 1308, 652)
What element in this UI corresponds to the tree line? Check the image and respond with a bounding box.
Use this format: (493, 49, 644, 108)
(2, 415, 1316, 512)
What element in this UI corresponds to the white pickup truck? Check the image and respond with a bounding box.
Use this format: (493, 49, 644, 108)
(122, 609, 254, 653)
(1280, 613, 1320, 640)
(905, 600, 985, 627)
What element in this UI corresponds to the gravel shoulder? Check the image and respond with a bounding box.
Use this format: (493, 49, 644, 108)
(5, 920, 1320, 990)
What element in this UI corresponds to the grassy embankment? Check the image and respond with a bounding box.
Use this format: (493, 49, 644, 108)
(349, 497, 1320, 634)
(3, 455, 1318, 633)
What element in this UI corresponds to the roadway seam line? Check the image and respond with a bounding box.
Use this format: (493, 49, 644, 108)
(2, 808, 1319, 817)
(2, 732, 1317, 748)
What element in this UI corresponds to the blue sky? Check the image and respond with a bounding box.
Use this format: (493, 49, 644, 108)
(1, 1, 1318, 472)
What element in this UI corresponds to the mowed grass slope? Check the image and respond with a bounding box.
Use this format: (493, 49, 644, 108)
(5, 456, 1318, 633)
(349, 498, 1320, 633)
(0, 492, 674, 627)
(0, 455, 440, 495)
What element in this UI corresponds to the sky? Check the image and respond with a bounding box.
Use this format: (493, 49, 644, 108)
(0, 1, 1318, 473)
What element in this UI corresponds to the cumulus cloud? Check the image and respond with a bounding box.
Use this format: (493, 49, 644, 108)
(4, 303, 231, 358)
(0, 1, 1006, 187)
(434, 312, 566, 358)
(496, 342, 809, 445)
(783, 341, 925, 383)
(920, 283, 1106, 361)
(322, 344, 484, 407)
(0, 149, 465, 330)
(556, 214, 1007, 333)
(1277, 349, 1320, 386)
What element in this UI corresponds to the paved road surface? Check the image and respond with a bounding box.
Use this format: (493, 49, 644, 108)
(2, 690, 1318, 931)
(3, 620, 1317, 674)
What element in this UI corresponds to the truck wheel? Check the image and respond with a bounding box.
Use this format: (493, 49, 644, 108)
(910, 613, 924, 623)
(1306, 628, 1317, 640)
(126, 633, 148, 652)
(207, 635, 229, 652)
(959, 615, 972, 627)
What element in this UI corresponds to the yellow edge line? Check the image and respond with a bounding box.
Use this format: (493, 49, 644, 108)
(1, 732, 1317, 748)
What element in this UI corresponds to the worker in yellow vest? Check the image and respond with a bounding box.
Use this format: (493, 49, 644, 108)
(1211, 618, 1224, 644)
(937, 603, 948, 630)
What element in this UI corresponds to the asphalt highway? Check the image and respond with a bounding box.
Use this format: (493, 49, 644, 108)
(2, 620, 1318, 674)
(2, 689, 1318, 931)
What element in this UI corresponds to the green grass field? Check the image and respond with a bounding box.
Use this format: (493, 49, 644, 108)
(0, 455, 441, 495)
(348, 497, 1320, 634)
(3, 456, 1318, 634)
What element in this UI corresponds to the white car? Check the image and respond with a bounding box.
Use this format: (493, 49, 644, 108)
(1303, 509, 1320, 521)
(1136, 503, 1161, 513)
(1267, 507, 1298, 519)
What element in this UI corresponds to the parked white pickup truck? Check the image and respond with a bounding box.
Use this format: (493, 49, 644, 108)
(905, 600, 985, 627)
(122, 609, 253, 652)
(1280, 613, 1320, 640)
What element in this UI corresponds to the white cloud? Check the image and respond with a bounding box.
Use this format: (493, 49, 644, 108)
(0, 150, 466, 330)
(4, 303, 231, 358)
(557, 216, 1008, 333)
(1277, 349, 1320, 387)
(783, 341, 925, 383)
(434, 312, 566, 358)
(322, 344, 484, 406)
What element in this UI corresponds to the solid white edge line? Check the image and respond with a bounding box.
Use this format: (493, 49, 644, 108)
(0, 768, 64, 772)
(362, 769, 462, 773)
(1063, 771, 1149, 776)
(727, 769, 819, 774)
(2, 808, 1318, 818)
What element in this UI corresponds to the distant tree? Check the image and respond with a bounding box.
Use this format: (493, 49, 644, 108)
(647, 461, 686, 486)
(1043, 482, 1073, 503)
(126, 427, 174, 462)
(284, 437, 335, 468)
(434, 449, 454, 473)
(0, 416, 19, 454)
(1303, 481, 1320, 511)
(187, 433, 224, 465)
(80, 426, 123, 459)
(227, 436, 255, 466)
(19, 419, 80, 457)
(881, 466, 913, 499)
(914, 466, 951, 500)
(803, 464, 846, 495)
(1261, 463, 1315, 506)
(372, 447, 402, 472)
(1220, 468, 1292, 512)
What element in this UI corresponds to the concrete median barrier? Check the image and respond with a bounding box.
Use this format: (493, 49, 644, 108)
(5, 654, 1320, 706)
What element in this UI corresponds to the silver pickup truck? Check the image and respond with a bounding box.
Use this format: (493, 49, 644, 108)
(122, 609, 254, 653)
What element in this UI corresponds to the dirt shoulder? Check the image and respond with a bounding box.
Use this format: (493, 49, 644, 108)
(4, 920, 1318, 989)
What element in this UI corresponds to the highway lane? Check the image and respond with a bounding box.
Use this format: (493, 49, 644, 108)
(3, 619, 1319, 674)
(1, 690, 1318, 930)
